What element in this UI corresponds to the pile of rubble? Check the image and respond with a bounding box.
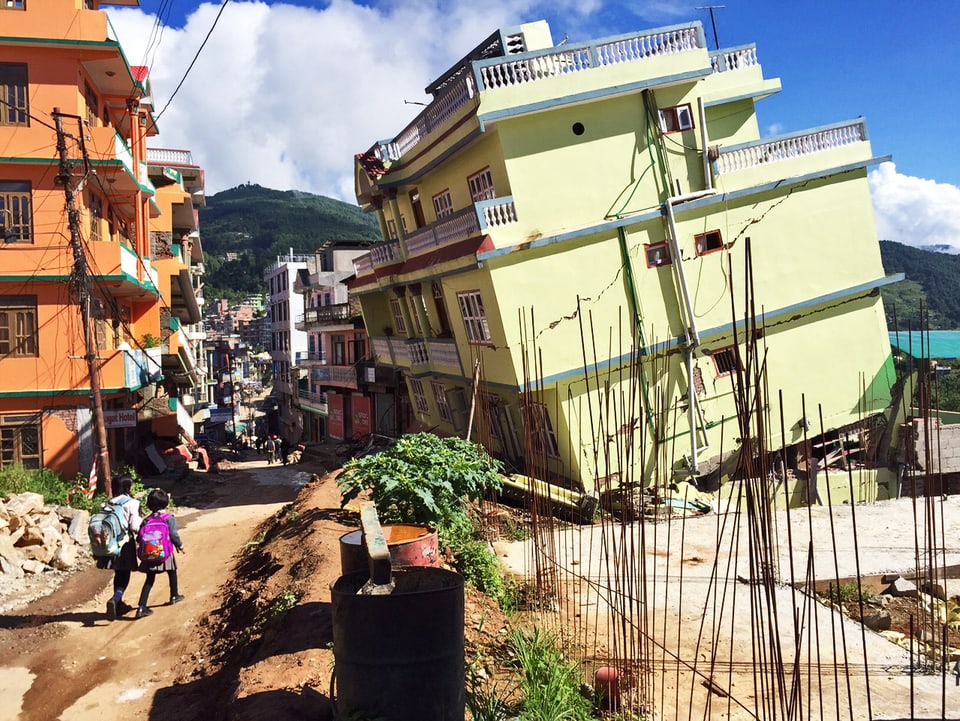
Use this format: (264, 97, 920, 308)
(0, 492, 92, 608)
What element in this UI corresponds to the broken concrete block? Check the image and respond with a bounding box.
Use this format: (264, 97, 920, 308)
(885, 576, 918, 598)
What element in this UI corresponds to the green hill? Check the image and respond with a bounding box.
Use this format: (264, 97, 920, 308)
(199, 184, 379, 303)
(879, 240, 960, 330)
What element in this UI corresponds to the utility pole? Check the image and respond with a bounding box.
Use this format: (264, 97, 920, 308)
(54, 109, 112, 493)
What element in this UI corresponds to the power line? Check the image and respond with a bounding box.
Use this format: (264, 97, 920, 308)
(151, 0, 231, 129)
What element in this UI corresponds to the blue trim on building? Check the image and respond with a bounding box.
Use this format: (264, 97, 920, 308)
(534, 274, 901, 387)
(478, 155, 890, 263)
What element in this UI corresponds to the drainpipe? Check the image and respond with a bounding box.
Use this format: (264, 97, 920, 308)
(698, 98, 712, 191)
(665, 189, 718, 475)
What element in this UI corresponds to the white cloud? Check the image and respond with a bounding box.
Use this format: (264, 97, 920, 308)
(869, 162, 960, 252)
(109, 1, 568, 200)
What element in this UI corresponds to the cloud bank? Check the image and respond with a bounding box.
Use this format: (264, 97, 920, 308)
(869, 162, 960, 252)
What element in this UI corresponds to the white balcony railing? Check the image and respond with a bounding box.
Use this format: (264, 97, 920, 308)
(709, 45, 759, 73)
(713, 120, 867, 175)
(147, 148, 196, 166)
(370, 23, 704, 165)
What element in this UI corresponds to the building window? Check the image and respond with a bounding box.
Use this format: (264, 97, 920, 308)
(0, 416, 40, 470)
(659, 104, 693, 133)
(695, 230, 724, 256)
(389, 298, 407, 334)
(408, 293, 428, 336)
(433, 189, 454, 219)
(645, 242, 671, 267)
(84, 82, 99, 128)
(467, 167, 496, 202)
(409, 189, 425, 229)
(432, 281, 452, 337)
(0, 296, 38, 357)
(711, 347, 740, 377)
(88, 192, 102, 242)
(522, 401, 559, 458)
(0, 0, 26, 8)
(0, 181, 32, 243)
(387, 218, 398, 240)
(457, 290, 492, 344)
(351, 334, 366, 362)
(0, 63, 28, 126)
(409, 378, 429, 413)
(432, 382, 452, 422)
(332, 334, 346, 365)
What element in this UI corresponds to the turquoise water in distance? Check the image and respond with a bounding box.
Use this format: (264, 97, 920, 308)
(889, 331, 960, 359)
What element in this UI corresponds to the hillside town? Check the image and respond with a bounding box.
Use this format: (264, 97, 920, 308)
(1, 2, 959, 721)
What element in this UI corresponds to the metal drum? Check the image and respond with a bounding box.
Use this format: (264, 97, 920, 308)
(331, 567, 464, 721)
(338, 524, 439, 576)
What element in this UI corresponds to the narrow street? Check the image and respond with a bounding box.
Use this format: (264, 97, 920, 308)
(0, 452, 329, 721)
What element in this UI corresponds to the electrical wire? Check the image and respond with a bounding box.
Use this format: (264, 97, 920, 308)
(150, 0, 231, 128)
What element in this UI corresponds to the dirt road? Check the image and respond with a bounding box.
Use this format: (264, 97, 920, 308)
(0, 454, 321, 721)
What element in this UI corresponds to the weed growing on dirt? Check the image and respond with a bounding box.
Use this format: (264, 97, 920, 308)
(826, 581, 861, 606)
(265, 586, 300, 626)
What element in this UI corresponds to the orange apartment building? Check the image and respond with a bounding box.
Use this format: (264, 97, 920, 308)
(0, 0, 191, 486)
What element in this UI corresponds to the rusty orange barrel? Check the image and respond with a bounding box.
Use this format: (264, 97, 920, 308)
(339, 524, 438, 576)
(331, 567, 464, 721)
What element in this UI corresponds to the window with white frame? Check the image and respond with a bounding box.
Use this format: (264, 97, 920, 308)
(523, 401, 559, 458)
(390, 298, 407, 333)
(456, 290, 492, 344)
(658, 104, 693, 133)
(432, 382, 452, 422)
(432, 189, 454, 219)
(467, 168, 496, 202)
(409, 378, 429, 413)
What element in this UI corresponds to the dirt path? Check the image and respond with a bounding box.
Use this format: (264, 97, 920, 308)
(0, 454, 321, 721)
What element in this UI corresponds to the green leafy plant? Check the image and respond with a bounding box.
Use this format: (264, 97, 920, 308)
(509, 627, 595, 721)
(337, 433, 503, 536)
(264, 586, 300, 625)
(140, 333, 161, 348)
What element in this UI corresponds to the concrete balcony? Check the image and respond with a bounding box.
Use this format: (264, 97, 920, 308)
(294, 303, 354, 331)
(88, 239, 161, 300)
(298, 389, 328, 415)
(306, 365, 358, 390)
(370, 336, 462, 375)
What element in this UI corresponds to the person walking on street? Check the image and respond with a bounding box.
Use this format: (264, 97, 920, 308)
(280, 436, 290, 465)
(97, 473, 141, 620)
(265, 435, 277, 464)
(134, 489, 185, 618)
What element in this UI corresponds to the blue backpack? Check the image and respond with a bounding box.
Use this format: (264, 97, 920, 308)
(88, 495, 131, 558)
(137, 512, 174, 565)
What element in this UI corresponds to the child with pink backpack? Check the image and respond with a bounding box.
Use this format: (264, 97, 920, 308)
(134, 488, 185, 618)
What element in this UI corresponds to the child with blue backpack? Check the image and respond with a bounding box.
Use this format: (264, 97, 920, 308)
(134, 488, 185, 619)
(95, 474, 142, 621)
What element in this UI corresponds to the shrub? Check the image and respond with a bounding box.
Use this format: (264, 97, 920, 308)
(337, 433, 502, 536)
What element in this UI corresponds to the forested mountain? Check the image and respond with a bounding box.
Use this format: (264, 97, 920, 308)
(879, 240, 960, 330)
(199, 184, 379, 303)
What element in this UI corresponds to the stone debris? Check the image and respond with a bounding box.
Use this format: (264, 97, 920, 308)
(0, 492, 91, 581)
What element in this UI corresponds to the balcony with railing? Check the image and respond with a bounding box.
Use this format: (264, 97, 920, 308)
(357, 196, 518, 275)
(306, 365, 358, 389)
(298, 388, 329, 415)
(712, 120, 870, 178)
(370, 336, 461, 374)
(368, 23, 705, 166)
(294, 351, 327, 366)
(294, 303, 355, 331)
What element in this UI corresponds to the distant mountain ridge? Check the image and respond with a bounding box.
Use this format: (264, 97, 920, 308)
(879, 240, 960, 329)
(198, 184, 379, 303)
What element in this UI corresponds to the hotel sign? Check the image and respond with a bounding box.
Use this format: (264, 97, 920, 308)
(103, 409, 137, 428)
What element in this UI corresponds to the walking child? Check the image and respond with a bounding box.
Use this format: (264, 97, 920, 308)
(95, 473, 142, 620)
(134, 488, 185, 619)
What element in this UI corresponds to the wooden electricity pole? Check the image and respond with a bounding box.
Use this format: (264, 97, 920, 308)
(53, 109, 112, 493)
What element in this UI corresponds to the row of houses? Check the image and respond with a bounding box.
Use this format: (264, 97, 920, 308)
(0, 0, 216, 485)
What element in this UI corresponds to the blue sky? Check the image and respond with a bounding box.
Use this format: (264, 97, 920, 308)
(110, 0, 960, 249)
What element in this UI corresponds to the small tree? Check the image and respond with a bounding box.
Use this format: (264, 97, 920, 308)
(337, 433, 503, 535)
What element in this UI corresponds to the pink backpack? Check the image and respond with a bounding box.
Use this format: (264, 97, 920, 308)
(137, 512, 174, 564)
